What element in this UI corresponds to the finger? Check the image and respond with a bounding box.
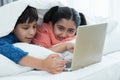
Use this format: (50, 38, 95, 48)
(56, 60, 69, 67)
(48, 54, 61, 60)
(50, 53, 62, 58)
(49, 67, 63, 74)
(56, 66, 65, 72)
(69, 49, 74, 53)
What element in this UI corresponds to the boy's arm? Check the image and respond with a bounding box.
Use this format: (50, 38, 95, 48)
(19, 54, 68, 74)
(0, 41, 67, 74)
(0, 41, 28, 64)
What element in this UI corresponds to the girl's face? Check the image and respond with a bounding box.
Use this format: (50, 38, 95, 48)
(53, 19, 76, 41)
(13, 20, 37, 43)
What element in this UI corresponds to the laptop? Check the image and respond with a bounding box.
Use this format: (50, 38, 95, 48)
(64, 23, 107, 71)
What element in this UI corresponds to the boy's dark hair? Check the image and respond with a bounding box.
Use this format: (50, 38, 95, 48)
(43, 6, 80, 28)
(15, 6, 38, 26)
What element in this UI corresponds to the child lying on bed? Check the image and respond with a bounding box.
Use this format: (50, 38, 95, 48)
(0, 6, 68, 74)
(32, 6, 87, 53)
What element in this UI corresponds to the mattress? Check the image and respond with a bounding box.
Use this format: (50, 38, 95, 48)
(1, 51, 120, 80)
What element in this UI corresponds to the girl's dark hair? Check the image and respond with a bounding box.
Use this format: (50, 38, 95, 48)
(79, 13, 87, 25)
(43, 6, 80, 28)
(15, 6, 38, 26)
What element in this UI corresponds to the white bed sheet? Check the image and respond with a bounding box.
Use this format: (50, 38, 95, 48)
(1, 52, 120, 80)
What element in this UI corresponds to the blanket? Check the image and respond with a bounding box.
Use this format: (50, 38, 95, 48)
(0, 0, 64, 37)
(0, 0, 65, 76)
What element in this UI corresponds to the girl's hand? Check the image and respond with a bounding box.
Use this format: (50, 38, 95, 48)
(66, 43, 74, 53)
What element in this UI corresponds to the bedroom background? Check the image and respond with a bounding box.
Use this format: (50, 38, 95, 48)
(0, 0, 120, 56)
(1, 0, 120, 79)
(0, 0, 120, 51)
(1, 0, 120, 24)
(0, 0, 119, 18)
(0, 0, 17, 6)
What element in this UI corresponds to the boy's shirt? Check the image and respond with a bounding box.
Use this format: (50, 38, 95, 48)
(0, 33, 28, 64)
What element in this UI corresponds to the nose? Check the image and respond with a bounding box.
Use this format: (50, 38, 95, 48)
(61, 31, 68, 38)
(29, 29, 36, 36)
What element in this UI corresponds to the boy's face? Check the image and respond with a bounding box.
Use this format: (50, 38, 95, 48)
(13, 21, 37, 43)
(53, 19, 76, 41)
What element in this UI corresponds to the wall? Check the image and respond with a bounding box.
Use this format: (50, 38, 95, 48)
(109, 0, 120, 21)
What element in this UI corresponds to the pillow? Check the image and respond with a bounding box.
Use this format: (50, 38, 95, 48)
(0, 0, 27, 37)
(86, 16, 118, 34)
(13, 43, 54, 59)
(0, 43, 55, 76)
(0, 54, 32, 76)
(103, 23, 120, 55)
(106, 19, 118, 34)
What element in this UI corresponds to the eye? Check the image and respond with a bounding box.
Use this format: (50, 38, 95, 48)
(22, 25, 29, 30)
(58, 26, 64, 31)
(68, 29, 75, 33)
(33, 25, 37, 29)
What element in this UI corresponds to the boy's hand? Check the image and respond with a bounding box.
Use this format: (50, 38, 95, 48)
(41, 54, 68, 74)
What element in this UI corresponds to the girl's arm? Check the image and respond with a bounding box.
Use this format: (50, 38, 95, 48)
(49, 42, 74, 53)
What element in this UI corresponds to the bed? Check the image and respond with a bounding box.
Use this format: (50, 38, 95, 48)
(1, 52, 120, 80)
(0, 0, 120, 80)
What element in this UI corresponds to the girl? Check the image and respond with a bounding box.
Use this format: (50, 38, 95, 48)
(32, 6, 86, 53)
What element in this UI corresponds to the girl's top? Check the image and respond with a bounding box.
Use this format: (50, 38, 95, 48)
(32, 22, 75, 48)
(0, 33, 28, 64)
